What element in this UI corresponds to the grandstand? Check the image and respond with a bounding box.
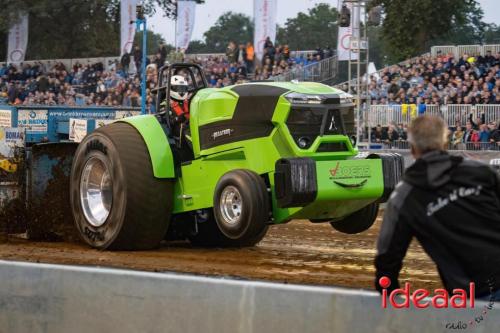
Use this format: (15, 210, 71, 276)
(1, 43, 499, 150)
(0, 45, 336, 108)
(334, 44, 500, 151)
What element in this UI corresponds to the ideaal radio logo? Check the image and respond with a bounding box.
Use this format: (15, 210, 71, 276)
(329, 162, 371, 180)
(378, 276, 497, 330)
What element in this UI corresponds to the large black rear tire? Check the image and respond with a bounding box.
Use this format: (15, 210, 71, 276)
(189, 169, 269, 247)
(70, 122, 173, 250)
(330, 203, 379, 234)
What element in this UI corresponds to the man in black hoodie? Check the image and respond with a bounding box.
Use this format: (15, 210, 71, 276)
(375, 115, 500, 298)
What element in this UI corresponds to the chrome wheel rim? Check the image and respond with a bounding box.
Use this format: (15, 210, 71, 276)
(219, 186, 242, 225)
(80, 156, 113, 227)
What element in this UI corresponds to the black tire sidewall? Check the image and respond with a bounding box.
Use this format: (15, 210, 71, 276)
(330, 203, 379, 234)
(70, 132, 127, 249)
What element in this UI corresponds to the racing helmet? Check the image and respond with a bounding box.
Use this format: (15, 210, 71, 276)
(170, 75, 189, 101)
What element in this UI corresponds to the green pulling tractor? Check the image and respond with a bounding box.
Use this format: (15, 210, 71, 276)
(70, 63, 403, 250)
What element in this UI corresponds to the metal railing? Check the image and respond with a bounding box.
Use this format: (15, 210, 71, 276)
(379, 140, 500, 151)
(431, 44, 500, 58)
(365, 104, 500, 127)
(271, 55, 338, 83)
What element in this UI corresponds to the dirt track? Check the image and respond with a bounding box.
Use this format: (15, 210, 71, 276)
(0, 215, 441, 291)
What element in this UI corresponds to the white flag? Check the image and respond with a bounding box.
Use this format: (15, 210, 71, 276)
(253, 0, 278, 61)
(337, 0, 360, 61)
(7, 13, 29, 64)
(176, 0, 196, 51)
(121, 0, 138, 56)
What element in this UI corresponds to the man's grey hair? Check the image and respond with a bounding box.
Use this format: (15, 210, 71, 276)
(408, 115, 448, 152)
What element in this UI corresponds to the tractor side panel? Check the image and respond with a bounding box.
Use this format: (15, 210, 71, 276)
(118, 115, 175, 179)
(193, 85, 289, 156)
(173, 135, 285, 214)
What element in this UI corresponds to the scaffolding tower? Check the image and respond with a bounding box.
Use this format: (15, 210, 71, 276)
(344, 0, 370, 144)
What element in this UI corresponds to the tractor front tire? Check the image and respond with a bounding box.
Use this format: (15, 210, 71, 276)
(330, 203, 379, 234)
(70, 122, 173, 250)
(189, 170, 269, 247)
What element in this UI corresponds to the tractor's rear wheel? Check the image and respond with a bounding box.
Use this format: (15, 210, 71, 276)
(329, 203, 379, 234)
(70, 122, 173, 250)
(189, 169, 269, 247)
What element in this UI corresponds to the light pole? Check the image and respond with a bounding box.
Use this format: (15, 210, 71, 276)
(135, 5, 148, 115)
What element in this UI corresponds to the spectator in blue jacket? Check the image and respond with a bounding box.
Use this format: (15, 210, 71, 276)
(479, 124, 490, 142)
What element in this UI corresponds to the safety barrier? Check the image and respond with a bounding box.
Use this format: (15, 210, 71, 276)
(366, 104, 500, 127)
(271, 56, 338, 83)
(0, 260, 498, 333)
(377, 141, 500, 152)
(477, 104, 500, 125)
(366, 104, 442, 127)
(431, 44, 500, 58)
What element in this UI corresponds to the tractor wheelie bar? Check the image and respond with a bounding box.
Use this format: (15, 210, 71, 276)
(69, 63, 404, 250)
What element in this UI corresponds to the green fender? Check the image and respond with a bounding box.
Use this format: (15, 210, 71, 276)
(117, 115, 175, 178)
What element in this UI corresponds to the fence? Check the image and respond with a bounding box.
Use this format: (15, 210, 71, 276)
(365, 104, 500, 127)
(430, 44, 500, 58)
(380, 141, 500, 151)
(366, 104, 442, 127)
(271, 55, 338, 83)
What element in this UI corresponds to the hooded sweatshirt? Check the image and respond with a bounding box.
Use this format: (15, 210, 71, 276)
(375, 150, 500, 296)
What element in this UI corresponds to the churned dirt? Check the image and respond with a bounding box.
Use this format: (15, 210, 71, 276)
(0, 215, 441, 291)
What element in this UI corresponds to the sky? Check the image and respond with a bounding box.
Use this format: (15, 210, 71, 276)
(149, 0, 500, 45)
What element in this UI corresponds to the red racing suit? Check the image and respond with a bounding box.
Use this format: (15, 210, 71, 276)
(170, 100, 190, 120)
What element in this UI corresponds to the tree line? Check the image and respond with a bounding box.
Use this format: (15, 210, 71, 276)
(0, 0, 499, 65)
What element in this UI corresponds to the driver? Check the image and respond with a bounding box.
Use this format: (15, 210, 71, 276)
(170, 75, 190, 125)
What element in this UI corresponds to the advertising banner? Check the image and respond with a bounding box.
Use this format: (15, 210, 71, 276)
(337, 0, 360, 61)
(17, 110, 48, 133)
(0, 128, 24, 159)
(7, 13, 28, 64)
(69, 119, 88, 143)
(253, 0, 278, 61)
(176, 0, 197, 50)
(120, 0, 138, 55)
(0, 110, 12, 128)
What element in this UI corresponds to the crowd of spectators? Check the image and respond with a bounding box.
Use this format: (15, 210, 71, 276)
(370, 115, 500, 150)
(367, 51, 500, 106)
(3, 41, 498, 151)
(356, 50, 500, 150)
(0, 40, 334, 107)
(187, 39, 334, 86)
(0, 60, 145, 107)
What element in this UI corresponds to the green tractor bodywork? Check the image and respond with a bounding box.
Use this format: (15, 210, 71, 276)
(69, 63, 403, 250)
(120, 82, 384, 224)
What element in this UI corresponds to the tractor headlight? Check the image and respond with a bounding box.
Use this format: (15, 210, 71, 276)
(285, 92, 325, 105)
(339, 92, 353, 104)
(297, 137, 311, 149)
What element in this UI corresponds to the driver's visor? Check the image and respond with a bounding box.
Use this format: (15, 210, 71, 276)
(172, 85, 189, 93)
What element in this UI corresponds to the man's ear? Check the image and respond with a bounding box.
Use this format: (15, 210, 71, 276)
(410, 144, 418, 159)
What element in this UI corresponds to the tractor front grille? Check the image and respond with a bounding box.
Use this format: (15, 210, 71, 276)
(286, 106, 355, 151)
